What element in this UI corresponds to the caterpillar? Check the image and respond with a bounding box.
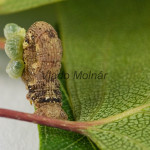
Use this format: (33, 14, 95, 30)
(4, 22, 68, 120)
(22, 21, 68, 120)
(21, 21, 68, 120)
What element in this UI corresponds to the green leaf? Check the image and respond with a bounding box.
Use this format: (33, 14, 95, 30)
(85, 105, 150, 150)
(0, 0, 63, 14)
(2, 0, 150, 149)
(56, 0, 150, 149)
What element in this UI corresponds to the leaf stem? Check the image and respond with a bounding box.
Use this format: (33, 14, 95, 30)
(0, 103, 149, 133)
(0, 108, 91, 133)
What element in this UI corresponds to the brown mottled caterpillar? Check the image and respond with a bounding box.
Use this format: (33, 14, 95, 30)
(22, 21, 68, 120)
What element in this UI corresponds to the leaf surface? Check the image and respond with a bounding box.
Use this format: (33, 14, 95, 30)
(57, 0, 150, 149)
(0, 0, 62, 14)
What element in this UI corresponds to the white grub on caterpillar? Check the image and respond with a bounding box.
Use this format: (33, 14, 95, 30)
(22, 21, 68, 120)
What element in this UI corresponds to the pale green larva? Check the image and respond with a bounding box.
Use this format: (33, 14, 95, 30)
(4, 23, 26, 39)
(6, 59, 25, 79)
(4, 23, 26, 79)
(5, 35, 23, 59)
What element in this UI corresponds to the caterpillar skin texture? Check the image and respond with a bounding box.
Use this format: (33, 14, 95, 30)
(22, 21, 68, 120)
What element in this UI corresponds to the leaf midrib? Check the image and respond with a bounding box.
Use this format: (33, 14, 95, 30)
(83, 102, 150, 128)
